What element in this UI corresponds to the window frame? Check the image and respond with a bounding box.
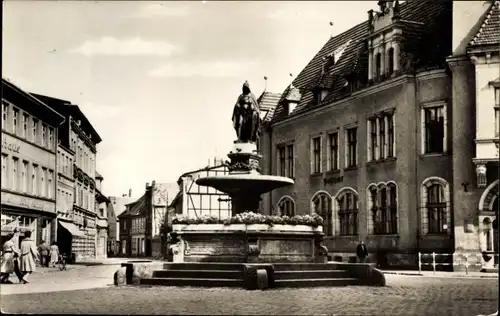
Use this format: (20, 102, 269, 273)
(345, 127, 358, 168)
(310, 136, 322, 174)
(311, 192, 333, 237)
(421, 101, 447, 155)
(327, 132, 339, 171)
(337, 190, 358, 236)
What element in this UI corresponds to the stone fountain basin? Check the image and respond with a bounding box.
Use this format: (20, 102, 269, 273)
(171, 224, 324, 263)
(195, 174, 294, 195)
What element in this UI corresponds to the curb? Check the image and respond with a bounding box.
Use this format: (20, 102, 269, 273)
(383, 271, 498, 279)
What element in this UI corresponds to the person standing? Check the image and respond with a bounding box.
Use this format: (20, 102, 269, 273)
(49, 241, 60, 268)
(356, 240, 368, 263)
(19, 230, 39, 284)
(0, 231, 20, 284)
(38, 240, 50, 268)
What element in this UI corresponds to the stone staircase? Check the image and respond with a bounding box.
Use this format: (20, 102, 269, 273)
(139, 262, 369, 289)
(273, 263, 360, 288)
(140, 263, 246, 287)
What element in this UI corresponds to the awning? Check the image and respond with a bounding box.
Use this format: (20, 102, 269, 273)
(59, 221, 85, 237)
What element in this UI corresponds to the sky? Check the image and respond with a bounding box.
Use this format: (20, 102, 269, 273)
(3, 1, 378, 198)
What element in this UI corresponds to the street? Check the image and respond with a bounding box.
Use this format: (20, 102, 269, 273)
(1, 264, 498, 315)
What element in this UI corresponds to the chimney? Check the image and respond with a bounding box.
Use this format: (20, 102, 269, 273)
(152, 180, 156, 187)
(146, 182, 149, 189)
(128, 189, 132, 197)
(122, 194, 127, 197)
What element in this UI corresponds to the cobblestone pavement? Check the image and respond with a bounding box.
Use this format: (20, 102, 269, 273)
(1, 270, 498, 316)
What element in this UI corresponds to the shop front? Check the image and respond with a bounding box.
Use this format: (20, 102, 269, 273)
(1, 191, 57, 247)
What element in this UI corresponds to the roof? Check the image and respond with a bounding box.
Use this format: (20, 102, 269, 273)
(118, 194, 147, 218)
(30, 93, 103, 144)
(2, 78, 66, 126)
(95, 171, 103, 180)
(271, 0, 452, 123)
(258, 91, 281, 123)
(469, 1, 500, 47)
(109, 196, 137, 217)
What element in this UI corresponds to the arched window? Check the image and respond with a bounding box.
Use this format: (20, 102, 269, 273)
(278, 196, 295, 217)
(387, 47, 395, 75)
(367, 182, 398, 235)
(312, 192, 333, 236)
(421, 177, 450, 235)
(336, 189, 358, 236)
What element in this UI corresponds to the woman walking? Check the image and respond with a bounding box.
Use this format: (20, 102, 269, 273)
(19, 230, 39, 284)
(0, 230, 20, 284)
(49, 241, 60, 268)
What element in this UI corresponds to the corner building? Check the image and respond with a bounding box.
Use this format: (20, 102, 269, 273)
(260, 0, 454, 268)
(1, 79, 65, 246)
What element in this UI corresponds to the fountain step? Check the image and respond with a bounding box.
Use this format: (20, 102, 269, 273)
(275, 278, 360, 288)
(140, 277, 245, 287)
(273, 263, 342, 271)
(274, 270, 351, 280)
(153, 269, 243, 279)
(163, 263, 245, 271)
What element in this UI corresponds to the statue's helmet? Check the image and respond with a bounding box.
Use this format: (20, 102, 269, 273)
(242, 81, 251, 93)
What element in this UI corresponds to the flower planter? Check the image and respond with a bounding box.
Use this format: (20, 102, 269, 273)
(174, 223, 322, 233)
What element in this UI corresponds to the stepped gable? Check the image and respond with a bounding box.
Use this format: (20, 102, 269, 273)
(271, 0, 452, 123)
(469, 0, 500, 47)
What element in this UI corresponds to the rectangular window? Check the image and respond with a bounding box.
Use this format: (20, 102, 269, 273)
(287, 144, 294, 178)
(12, 107, 19, 135)
(41, 124, 47, 147)
(32, 164, 38, 195)
(22, 113, 28, 138)
(2, 102, 8, 130)
(379, 117, 386, 159)
(12, 157, 18, 190)
(48, 170, 54, 199)
(277, 146, 286, 176)
(41, 168, 47, 197)
(48, 127, 54, 150)
(375, 53, 381, 79)
(22, 161, 28, 192)
(311, 137, 321, 174)
(32, 119, 38, 143)
(328, 132, 339, 171)
(346, 128, 357, 168)
(424, 107, 444, 154)
(368, 118, 377, 161)
(387, 114, 395, 157)
(1, 155, 7, 188)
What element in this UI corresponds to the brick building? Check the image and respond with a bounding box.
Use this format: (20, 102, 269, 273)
(1, 78, 65, 247)
(260, 0, 455, 268)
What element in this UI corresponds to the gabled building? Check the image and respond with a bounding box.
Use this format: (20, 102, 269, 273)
(108, 191, 134, 256)
(33, 93, 103, 260)
(260, 0, 454, 268)
(447, 0, 500, 270)
(94, 171, 110, 259)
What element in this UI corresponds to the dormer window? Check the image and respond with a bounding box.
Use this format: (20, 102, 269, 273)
(320, 90, 328, 102)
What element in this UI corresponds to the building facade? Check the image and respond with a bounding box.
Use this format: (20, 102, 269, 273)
(447, 0, 500, 270)
(1, 79, 65, 247)
(260, 0, 455, 268)
(95, 172, 110, 259)
(108, 191, 135, 256)
(33, 93, 102, 260)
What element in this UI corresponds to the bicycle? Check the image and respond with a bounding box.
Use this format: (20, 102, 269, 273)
(58, 254, 67, 271)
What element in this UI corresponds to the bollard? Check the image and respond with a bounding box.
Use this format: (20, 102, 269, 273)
(465, 254, 469, 275)
(432, 252, 436, 274)
(418, 252, 422, 274)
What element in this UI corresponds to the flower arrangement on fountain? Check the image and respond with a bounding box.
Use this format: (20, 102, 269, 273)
(172, 212, 324, 227)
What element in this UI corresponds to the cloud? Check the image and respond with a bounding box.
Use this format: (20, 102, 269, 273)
(133, 4, 190, 18)
(79, 102, 122, 121)
(71, 37, 180, 57)
(149, 60, 257, 78)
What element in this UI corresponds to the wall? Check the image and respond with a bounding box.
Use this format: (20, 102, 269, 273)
(452, 1, 491, 55)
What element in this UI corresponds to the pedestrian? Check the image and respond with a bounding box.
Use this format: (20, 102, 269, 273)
(356, 240, 368, 263)
(49, 241, 60, 268)
(19, 230, 40, 284)
(0, 230, 20, 284)
(38, 240, 50, 268)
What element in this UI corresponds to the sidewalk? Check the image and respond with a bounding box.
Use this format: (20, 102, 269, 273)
(382, 269, 499, 279)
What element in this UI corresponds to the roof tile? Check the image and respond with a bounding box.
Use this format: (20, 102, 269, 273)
(470, 1, 500, 47)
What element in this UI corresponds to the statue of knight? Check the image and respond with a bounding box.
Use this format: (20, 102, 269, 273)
(231, 81, 261, 144)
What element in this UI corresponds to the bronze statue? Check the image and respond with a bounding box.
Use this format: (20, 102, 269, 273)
(232, 81, 260, 143)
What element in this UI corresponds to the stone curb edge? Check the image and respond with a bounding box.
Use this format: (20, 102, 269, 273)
(383, 271, 499, 279)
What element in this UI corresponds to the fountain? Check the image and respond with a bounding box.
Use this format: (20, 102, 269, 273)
(136, 81, 385, 289)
